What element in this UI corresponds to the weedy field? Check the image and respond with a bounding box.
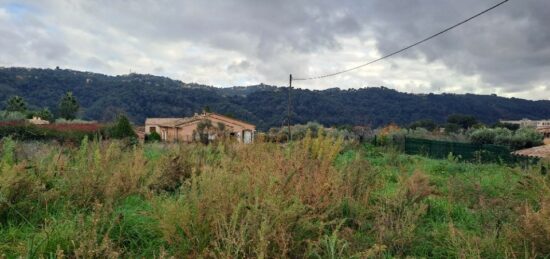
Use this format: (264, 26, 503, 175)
(0, 132, 549, 258)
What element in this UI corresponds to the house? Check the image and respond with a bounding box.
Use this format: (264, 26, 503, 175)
(28, 116, 50, 125)
(145, 112, 255, 143)
(513, 145, 550, 158)
(538, 127, 550, 138)
(499, 118, 550, 129)
(500, 119, 550, 138)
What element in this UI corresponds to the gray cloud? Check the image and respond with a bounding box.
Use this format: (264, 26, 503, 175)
(0, 0, 549, 99)
(227, 60, 251, 73)
(364, 0, 550, 88)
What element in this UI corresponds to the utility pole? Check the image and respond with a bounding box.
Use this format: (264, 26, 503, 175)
(288, 74, 292, 141)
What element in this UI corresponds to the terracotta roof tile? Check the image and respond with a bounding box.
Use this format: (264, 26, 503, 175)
(513, 145, 550, 158)
(145, 118, 181, 126)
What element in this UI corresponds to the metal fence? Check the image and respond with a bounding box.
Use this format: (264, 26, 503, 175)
(403, 137, 538, 165)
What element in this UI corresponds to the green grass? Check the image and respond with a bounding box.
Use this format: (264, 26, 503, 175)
(1, 137, 549, 258)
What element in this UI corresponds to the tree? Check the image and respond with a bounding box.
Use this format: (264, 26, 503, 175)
(409, 119, 437, 131)
(108, 115, 137, 139)
(59, 91, 79, 120)
(443, 123, 461, 134)
(469, 128, 498, 145)
(5, 96, 27, 112)
(492, 122, 520, 131)
(196, 119, 213, 144)
(509, 127, 544, 150)
(447, 114, 478, 129)
(29, 108, 55, 122)
(468, 127, 542, 150)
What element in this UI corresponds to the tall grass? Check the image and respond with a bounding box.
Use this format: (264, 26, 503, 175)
(0, 133, 549, 257)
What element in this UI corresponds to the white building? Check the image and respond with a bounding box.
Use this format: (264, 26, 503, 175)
(500, 119, 550, 129)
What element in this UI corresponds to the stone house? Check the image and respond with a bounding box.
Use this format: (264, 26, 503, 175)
(145, 112, 255, 143)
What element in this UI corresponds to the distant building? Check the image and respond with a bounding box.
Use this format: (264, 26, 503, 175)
(538, 127, 550, 138)
(145, 112, 255, 143)
(28, 116, 49, 125)
(500, 118, 550, 138)
(499, 119, 550, 129)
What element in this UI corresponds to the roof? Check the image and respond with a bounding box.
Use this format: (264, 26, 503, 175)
(512, 145, 550, 158)
(145, 112, 255, 129)
(28, 116, 50, 125)
(145, 118, 181, 127)
(207, 112, 255, 128)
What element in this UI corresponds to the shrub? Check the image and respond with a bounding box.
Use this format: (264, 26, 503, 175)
(492, 122, 520, 131)
(493, 127, 513, 146)
(469, 127, 543, 150)
(54, 118, 97, 124)
(509, 127, 544, 150)
(0, 129, 547, 257)
(0, 111, 26, 122)
(447, 114, 478, 129)
(0, 122, 99, 143)
(409, 119, 437, 131)
(105, 115, 137, 140)
(516, 199, 550, 256)
(26, 108, 55, 122)
(59, 91, 80, 120)
(0, 138, 47, 225)
(5, 96, 27, 112)
(149, 150, 194, 193)
(145, 131, 161, 142)
(469, 127, 497, 145)
(266, 122, 356, 142)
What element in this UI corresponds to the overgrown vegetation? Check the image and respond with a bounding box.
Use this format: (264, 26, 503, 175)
(1, 133, 549, 257)
(469, 127, 544, 150)
(2, 91, 79, 123)
(0, 121, 101, 144)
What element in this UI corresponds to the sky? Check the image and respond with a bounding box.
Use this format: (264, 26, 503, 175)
(0, 0, 549, 100)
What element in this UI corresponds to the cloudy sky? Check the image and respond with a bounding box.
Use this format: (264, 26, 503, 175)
(1, 0, 549, 99)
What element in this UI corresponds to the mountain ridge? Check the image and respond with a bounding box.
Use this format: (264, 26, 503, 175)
(1, 67, 549, 130)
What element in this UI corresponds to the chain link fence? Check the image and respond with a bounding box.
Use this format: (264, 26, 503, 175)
(402, 137, 538, 165)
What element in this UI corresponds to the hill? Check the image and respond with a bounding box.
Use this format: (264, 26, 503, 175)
(1, 67, 549, 130)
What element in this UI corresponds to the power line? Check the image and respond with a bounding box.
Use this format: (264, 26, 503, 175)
(293, 0, 510, 81)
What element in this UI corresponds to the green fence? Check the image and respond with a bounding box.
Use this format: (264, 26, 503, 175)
(403, 137, 538, 165)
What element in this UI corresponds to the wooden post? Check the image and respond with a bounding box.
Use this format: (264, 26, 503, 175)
(288, 74, 292, 141)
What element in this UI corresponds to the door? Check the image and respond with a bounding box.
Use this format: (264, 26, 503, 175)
(243, 131, 252, 144)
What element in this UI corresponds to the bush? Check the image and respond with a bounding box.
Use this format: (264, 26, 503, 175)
(0, 122, 99, 143)
(517, 200, 550, 256)
(509, 127, 544, 150)
(145, 132, 161, 142)
(493, 128, 513, 146)
(26, 108, 55, 122)
(54, 118, 97, 124)
(105, 115, 137, 140)
(266, 122, 357, 142)
(409, 119, 437, 131)
(492, 122, 520, 131)
(0, 111, 26, 122)
(1, 131, 548, 257)
(469, 127, 543, 150)
(469, 127, 497, 145)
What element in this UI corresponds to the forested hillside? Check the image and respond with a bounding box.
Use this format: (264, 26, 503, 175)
(1, 67, 549, 130)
